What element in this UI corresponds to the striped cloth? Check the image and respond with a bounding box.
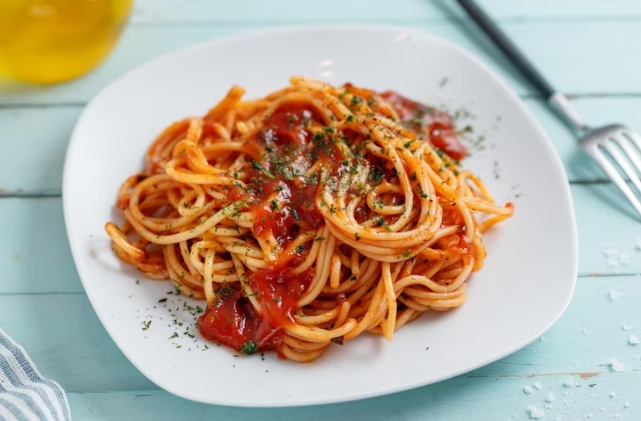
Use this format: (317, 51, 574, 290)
(0, 328, 71, 421)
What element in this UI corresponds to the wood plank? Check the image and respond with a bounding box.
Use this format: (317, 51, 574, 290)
(1, 20, 641, 106)
(130, 0, 641, 23)
(0, 106, 80, 195)
(67, 372, 641, 421)
(3, 96, 640, 194)
(1, 275, 639, 398)
(2, 3, 639, 420)
(0, 294, 155, 393)
(0, 197, 82, 294)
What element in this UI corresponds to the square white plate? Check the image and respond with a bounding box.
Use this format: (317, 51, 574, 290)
(63, 25, 577, 407)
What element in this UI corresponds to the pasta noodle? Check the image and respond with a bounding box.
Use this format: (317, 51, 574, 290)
(105, 77, 513, 361)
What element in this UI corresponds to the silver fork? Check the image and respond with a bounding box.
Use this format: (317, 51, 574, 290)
(457, 0, 641, 218)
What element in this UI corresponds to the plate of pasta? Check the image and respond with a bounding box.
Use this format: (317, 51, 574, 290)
(63, 25, 577, 407)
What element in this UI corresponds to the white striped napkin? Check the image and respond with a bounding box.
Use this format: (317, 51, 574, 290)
(0, 328, 71, 421)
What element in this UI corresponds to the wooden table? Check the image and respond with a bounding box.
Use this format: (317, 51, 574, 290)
(2, 1, 640, 419)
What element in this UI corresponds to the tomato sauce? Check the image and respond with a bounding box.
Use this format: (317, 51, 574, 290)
(247, 103, 334, 244)
(198, 102, 343, 354)
(198, 91, 466, 355)
(198, 288, 280, 353)
(381, 91, 466, 160)
(249, 264, 314, 329)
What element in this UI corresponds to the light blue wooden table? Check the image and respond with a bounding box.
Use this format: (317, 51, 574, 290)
(2, 1, 641, 419)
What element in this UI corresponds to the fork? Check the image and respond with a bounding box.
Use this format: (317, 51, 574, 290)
(456, 0, 641, 218)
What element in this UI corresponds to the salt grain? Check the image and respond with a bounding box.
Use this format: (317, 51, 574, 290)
(524, 385, 534, 394)
(629, 334, 640, 345)
(563, 376, 575, 387)
(581, 328, 589, 334)
(610, 358, 626, 372)
(620, 253, 630, 265)
(545, 392, 555, 402)
(603, 246, 620, 271)
(526, 405, 545, 419)
(624, 401, 631, 408)
(602, 245, 631, 266)
(534, 382, 542, 390)
(600, 407, 606, 412)
(622, 323, 634, 331)
(609, 290, 624, 301)
(603, 246, 618, 259)
(540, 336, 545, 341)
(610, 391, 616, 398)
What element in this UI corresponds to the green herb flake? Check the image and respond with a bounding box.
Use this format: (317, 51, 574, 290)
(240, 340, 258, 355)
(292, 208, 301, 224)
(250, 160, 275, 179)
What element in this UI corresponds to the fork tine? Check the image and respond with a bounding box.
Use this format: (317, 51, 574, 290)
(623, 129, 641, 152)
(608, 132, 641, 180)
(601, 135, 641, 195)
(584, 144, 641, 218)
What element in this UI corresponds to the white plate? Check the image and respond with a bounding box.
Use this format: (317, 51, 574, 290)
(63, 25, 578, 407)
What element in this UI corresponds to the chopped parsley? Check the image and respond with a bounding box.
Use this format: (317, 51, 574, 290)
(250, 160, 275, 179)
(292, 208, 301, 224)
(369, 167, 385, 185)
(240, 340, 259, 355)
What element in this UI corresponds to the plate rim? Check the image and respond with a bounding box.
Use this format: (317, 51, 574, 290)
(62, 23, 579, 407)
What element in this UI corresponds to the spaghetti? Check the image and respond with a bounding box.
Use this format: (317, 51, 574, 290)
(105, 77, 513, 362)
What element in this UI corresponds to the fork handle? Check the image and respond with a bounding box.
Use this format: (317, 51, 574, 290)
(455, 0, 555, 98)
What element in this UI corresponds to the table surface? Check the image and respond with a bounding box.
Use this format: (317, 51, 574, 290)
(2, 1, 641, 420)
